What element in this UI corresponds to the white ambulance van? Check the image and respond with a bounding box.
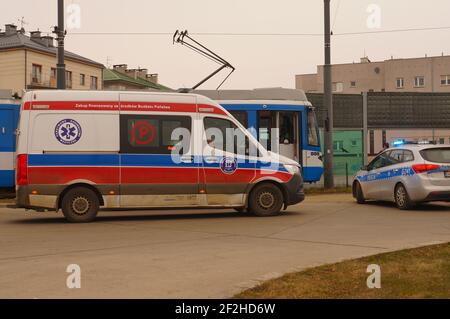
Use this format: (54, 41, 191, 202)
(15, 90, 304, 222)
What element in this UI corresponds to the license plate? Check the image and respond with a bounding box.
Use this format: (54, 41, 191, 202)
(445, 171, 450, 178)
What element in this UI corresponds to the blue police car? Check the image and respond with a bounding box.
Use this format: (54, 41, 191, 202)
(353, 141, 450, 209)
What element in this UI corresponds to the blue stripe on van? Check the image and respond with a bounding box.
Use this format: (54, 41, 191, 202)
(28, 154, 120, 166)
(27, 153, 288, 172)
(0, 170, 14, 187)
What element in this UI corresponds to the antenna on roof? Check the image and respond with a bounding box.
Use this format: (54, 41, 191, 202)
(17, 16, 28, 29)
(173, 29, 235, 92)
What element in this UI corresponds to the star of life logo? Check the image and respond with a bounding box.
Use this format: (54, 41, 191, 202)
(55, 119, 82, 145)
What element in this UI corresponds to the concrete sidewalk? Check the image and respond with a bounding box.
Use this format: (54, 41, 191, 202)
(0, 193, 449, 298)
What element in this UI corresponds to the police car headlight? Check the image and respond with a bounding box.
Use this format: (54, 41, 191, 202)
(284, 164, 300, 175)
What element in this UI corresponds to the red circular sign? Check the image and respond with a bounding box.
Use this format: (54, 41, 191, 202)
(131, 121, 155, 145)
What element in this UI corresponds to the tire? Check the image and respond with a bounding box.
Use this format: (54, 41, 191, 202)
(354, 182, 366, 204)
(394, 184, 415, 210)
(61, 187, 100, 223)
(248, 183, 284, 217)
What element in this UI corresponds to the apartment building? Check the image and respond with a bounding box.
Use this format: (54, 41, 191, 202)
(0, 24, 104, 97)
(296, 55, 450, 94)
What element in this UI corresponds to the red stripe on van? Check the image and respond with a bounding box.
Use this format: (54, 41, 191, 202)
(24, 101, 227, 115)
(28, 167, 120, 185)
(121, 167, 199, 184)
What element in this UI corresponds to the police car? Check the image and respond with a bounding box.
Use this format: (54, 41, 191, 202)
(353, 141, 450, 209)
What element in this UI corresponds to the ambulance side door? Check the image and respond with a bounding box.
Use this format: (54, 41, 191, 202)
(201, 114, 256, 206)
(119, 93, 199, 207)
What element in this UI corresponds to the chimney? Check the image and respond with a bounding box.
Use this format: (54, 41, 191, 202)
(136, 68, 148, 79)
(41, 36, 54, 47)
(30, 30, 42, 39)
(5, 24, 17, 36)
(113, 64, 128, 74)
(146, 73, 158, 84)
(360, 56, 371, 63)
(125, 68, 138, 79)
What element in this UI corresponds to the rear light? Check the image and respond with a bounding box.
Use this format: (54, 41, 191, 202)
(412, 164, 440, 174)
(16, 154, 28, 185)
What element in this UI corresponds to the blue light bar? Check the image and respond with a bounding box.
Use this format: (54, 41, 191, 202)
(393, 139, 406, 146)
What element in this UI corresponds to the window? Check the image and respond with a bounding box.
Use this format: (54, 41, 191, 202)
(31, 64, 42, 83)
(396, 78, 404, 89)
(403, 150, 414, 162)
(333, 140, 344, 151)
(367, 152, 390, 171)
(414, 76, 425, 87)
(204, 117, 249, 155)
(441, 75, 450, 86)
(80, 74, 86, 86)
(65, 70, 72, 88)
(333, 82, 344, 92)
(279, 112, 296, 144)
(350, 81, 356, 88)
(90, 76, 98, 90)
(420, 148, 450, 164)
(50, 67, 57, 79)
(439, 138, 445, 144)
(229, 111, 248, 128)
(388, 150, 404, 164)
(120, 115, 191, 154)
(307, 110, 319, 146)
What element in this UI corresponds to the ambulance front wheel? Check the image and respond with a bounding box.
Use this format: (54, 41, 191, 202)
(61, 187, 100, 223)
(248, 183, 284, 217)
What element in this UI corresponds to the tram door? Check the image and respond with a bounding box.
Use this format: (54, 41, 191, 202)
(258, 111, 300, 162)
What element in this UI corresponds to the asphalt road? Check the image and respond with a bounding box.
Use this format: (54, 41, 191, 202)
(1, 194, 450, 298)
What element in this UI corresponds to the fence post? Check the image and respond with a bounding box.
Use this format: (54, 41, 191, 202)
(345, 162, 349, 188)
(363, 92, 368, 166)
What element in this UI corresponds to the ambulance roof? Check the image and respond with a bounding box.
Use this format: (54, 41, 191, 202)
(23, 90, 217, 106)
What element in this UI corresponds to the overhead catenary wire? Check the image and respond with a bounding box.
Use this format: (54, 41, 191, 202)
(66, 26, 450, 37)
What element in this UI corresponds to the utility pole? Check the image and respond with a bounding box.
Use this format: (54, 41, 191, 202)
(323, 0, 334, 189)
(54, 0, 66, 89)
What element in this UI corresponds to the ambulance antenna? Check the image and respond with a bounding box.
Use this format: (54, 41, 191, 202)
(173, 29, 235, 91)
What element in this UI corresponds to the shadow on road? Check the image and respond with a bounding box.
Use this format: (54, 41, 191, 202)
(364, 200, 450, 211)
(9, 209, 301, 225)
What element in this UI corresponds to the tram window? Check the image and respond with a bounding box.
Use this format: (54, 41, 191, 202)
(307, 110, 320, 146)
(279, 112, 295, 144)
(229, 111, 248, 128)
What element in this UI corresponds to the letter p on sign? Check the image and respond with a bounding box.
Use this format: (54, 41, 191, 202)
(366, 264, 381, 289)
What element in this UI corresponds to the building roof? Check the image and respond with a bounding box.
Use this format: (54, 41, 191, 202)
(103, 68, 172, 91)
(0, 30, 104, 68)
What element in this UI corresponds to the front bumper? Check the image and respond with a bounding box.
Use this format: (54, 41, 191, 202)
(284, 172, 305, 206)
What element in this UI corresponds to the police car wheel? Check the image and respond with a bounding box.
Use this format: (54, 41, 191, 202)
(394, 184, 415, 210)
(354, 182, 366, 204)
(61, 187, 99, 223)
(249, 183, 283, 217)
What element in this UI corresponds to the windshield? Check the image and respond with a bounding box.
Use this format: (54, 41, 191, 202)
(420, 147, 450, 163)
(307, 109, 320, 146)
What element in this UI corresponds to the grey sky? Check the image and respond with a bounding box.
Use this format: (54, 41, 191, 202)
(2, 0, 450, 89)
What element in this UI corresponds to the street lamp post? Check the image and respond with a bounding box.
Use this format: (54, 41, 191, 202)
(323, 0, 334, 189)
(55, 0, 66, 89)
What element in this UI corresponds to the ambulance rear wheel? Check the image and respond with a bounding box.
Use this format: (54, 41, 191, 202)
(61, 187, 99, 223)
(249, 183, 283, 217)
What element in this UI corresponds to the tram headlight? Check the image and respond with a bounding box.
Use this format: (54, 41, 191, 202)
(284, 164, 300, 175)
